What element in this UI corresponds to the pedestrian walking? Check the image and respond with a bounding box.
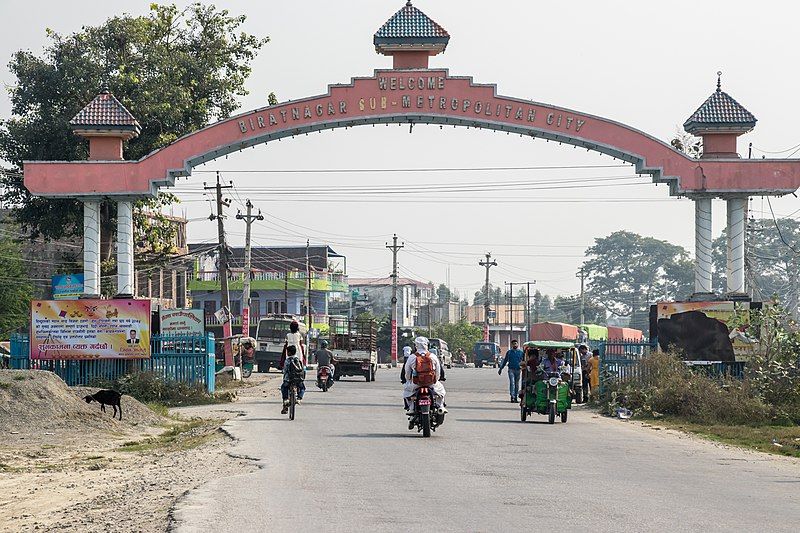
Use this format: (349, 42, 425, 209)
(498, 339, 524, 402)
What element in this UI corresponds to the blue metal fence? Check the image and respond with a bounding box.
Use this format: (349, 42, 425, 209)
(9, 333, 216, 393)
(597, 340, 748, 395)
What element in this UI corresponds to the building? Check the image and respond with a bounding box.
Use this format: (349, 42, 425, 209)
(348, 277, 435, 327)
(188, 244, 348, 334)
(0, 208, 189, 307)
(466, 304, 529, 351)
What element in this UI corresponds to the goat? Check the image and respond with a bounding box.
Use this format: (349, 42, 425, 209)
(84, 389, 123, 420)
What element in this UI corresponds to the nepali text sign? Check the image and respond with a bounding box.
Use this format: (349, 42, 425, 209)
(31, 299, 151, 360)
(160, 308, 204, 336)
(51, 273, 84, 300)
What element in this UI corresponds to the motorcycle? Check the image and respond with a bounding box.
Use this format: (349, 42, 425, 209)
(316, 365, 334, 392)
(407, 386, 445, 437)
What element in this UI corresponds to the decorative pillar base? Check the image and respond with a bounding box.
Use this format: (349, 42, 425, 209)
(116, 200, 134, 297)
(83, 200, 101, 297)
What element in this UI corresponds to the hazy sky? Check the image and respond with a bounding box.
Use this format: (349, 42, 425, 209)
(2, 1, 799, 299)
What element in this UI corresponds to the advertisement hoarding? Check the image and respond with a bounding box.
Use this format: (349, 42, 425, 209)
(31, 299, 151, 360)
(51, 274, 84, 300)
(160, 308, 204, 336)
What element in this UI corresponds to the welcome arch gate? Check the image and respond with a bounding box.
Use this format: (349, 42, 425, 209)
(22, 1, 800, 359)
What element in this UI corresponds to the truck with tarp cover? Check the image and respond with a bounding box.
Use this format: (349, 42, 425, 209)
(530, 322, 579, 342)
(327, 317, 378, 381)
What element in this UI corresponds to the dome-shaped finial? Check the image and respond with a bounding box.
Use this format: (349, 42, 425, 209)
(716, 70, 722, 92)
(406, 0, 412, 6)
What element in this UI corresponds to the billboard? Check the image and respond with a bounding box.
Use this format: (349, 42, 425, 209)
(31, 299, 151, 360)
(51, 274, 84, 300)
(653, 300, 762, 361)
(160, 308, 204, 336)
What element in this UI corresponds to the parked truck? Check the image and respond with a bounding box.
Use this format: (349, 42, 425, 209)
(328, 317, 378, 381)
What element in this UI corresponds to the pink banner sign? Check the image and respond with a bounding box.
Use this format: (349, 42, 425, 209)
(31, 299, 151, 360)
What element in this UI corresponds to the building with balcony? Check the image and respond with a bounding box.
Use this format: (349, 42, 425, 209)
(348, 277, 435, 327)
(188, 244, 348, 334)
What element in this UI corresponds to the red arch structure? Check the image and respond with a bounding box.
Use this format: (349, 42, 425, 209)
(20, 1, 800, 311)
(22, 70, 800, 198)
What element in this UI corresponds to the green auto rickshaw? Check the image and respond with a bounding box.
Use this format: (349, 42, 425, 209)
(520, 341, 573, 424)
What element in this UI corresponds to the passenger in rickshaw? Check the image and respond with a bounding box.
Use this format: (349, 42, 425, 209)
(541, 348, 565, 373)
(519, 347, 541, 405)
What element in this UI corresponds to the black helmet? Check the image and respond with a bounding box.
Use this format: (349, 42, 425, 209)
(320, 340, 329, 349)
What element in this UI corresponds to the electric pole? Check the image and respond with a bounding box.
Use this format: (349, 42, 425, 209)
(205, 172, 233, 366)
(306, 239, 312, 330)
(505, 282, 515, 345)
(577, 267, 586, 325)
(236, 200, 263, 337)
(386, 234, 404, 367)
(506, 280, 537, 344)
(479, 252, 497, 342)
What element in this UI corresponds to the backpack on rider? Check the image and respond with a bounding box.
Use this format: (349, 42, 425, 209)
(413, 353, 437, 386)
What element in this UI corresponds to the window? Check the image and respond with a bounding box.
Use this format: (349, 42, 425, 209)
(267, 301, 274, 314)
(203, 300, 217, 318)
(230, 300, 241, 316)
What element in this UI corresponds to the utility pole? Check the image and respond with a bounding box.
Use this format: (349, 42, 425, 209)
(576, 267, 586, 325)
(306, 239, 312, 330)
(205, 172, 233, 366)
(236, 200, 263, 337)
(479, 252, 497, 342)
(505, 281, 515, 345)
(506, 281, 537, 343)
(526, 281, 534, 342)
(386, 234, 404, 367)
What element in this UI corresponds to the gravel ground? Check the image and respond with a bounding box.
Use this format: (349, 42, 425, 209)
(0, 370, 281, 533)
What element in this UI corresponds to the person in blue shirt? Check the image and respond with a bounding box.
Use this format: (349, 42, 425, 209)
(498, 339, 524, 402)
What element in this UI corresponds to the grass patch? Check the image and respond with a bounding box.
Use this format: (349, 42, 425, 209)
(0, 382, 10, 389)
(146, 402, 171, 417)
(118, 418, 220, 453)
(12, 374, 26, 381)
(89, 371, 235, 407)
(648, 417, 800, 458)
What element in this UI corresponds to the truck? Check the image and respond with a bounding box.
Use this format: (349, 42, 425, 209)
(328, 317, 378, 381)
(254, 314, 308, 372)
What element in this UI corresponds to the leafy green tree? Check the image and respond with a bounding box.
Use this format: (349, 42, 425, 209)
(0, 4, 270, 273)
(583, 230, 693, 331)
(0, 237, 34, 336)
(430, 320, 483, 356)
(553, 295, 607, 325)
(712, 218, 800, 317)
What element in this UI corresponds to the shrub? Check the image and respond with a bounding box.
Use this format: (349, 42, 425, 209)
(601, 352, 775, 426)
(89, 371, 226, 406)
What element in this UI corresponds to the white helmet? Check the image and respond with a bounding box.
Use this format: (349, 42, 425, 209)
(414, 336, 429, 352)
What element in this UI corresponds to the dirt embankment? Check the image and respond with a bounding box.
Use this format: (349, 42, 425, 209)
(0, 370, 267, 533)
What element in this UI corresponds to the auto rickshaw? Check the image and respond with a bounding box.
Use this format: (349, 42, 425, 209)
(520, 341, 573, 423)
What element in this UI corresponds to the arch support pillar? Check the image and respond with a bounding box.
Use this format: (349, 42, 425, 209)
(694, 197, 714, 294)
(83, 200, 101, 297)
(116, 200, 134, 296)
(725, 197, 748, 295)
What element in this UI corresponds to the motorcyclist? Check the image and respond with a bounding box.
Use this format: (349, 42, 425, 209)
(313, 339, 335, 383)
(280, 345, 306, 414)
(403, 336, 446, 415)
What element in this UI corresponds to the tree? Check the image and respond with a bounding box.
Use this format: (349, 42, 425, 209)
(436, 283, 451, 303)
(670, 130, 703, 159)
(0, 4, 270, 278)
(553, 295, 607, 325)
(430, 320, 483, 356)
(583, 231, 693, 331)
(713, 218, 800, 318)
(0, 237, 34, 337)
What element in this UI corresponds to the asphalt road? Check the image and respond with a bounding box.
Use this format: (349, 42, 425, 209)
(174, 368, 800, 533)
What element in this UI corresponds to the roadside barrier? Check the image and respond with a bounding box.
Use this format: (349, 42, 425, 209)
(9, 333, 216, 393)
